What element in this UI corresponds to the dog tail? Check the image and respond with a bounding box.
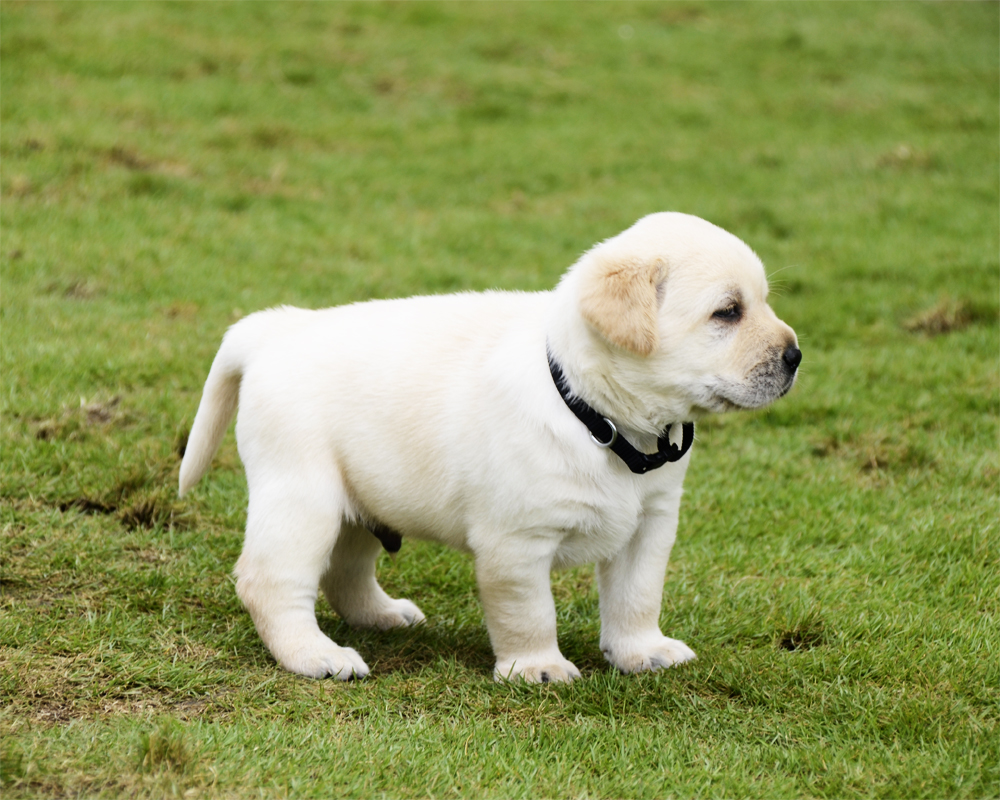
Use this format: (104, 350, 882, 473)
(178, 316, 259, 497)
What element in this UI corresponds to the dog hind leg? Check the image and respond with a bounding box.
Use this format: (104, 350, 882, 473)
(234, 471, 369, 679)
(320, 523, 426, 629)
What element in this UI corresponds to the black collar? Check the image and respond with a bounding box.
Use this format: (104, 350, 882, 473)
(547, 350, 694, 474)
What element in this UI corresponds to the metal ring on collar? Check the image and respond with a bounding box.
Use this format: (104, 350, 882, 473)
(590, 418, 618, 448)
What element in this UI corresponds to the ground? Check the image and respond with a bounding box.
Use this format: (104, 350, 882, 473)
(1, 2, 997, 797)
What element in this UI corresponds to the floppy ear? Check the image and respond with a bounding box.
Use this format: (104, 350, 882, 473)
(578, 253, 666, 356)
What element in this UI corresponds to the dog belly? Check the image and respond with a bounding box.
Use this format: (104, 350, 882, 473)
(341, 446, 648, 564)
(346, 485, 472, 552)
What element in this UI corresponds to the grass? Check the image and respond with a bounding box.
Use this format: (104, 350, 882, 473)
(1, 1, 997, 797)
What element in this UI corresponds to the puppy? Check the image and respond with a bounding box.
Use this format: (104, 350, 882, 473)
(179, 212, 800, 682)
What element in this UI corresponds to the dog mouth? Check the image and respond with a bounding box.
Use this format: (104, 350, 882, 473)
(709, 368, 797, 411)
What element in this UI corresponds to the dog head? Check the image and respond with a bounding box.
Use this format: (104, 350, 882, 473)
(564, 212, 799, 427)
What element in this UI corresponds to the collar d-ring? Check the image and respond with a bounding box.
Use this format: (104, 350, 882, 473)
(590, 418, 618, 448)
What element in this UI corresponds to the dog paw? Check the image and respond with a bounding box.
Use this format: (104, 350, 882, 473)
(371, 598, 426, 630)
(494, 654, 581, 684)
(602, 635, 696, 674)
(277, 635, 371, 680)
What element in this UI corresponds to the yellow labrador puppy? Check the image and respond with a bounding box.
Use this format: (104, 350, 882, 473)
(179, 213, 800, 682)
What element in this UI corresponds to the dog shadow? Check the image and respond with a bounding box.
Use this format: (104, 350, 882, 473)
(315, 614, 610, 680)
(316, 613, 497, 678)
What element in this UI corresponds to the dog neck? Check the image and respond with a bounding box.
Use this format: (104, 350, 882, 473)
(546, 347, 694, 474)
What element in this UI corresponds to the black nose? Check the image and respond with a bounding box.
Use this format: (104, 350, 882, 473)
(783, 346, 802, 372)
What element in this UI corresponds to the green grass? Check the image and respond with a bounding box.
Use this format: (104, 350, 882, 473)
(1, 2, 997, 797)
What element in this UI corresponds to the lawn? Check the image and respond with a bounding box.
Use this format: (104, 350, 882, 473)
(1, 2, 997, 798)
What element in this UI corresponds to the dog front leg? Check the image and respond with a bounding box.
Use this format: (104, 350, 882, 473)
(474, 538, 581, 683)
(597, 502, 696, 673)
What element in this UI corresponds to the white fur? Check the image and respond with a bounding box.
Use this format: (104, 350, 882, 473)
(179, 213, 798, 682)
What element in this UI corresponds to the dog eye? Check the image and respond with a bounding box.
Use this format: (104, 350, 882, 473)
(712, 304, 742, 321)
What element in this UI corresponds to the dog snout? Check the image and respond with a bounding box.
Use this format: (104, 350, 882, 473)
(782, 345, 802, 373)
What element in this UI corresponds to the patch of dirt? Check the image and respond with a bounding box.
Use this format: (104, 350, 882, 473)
(58, 487, 188, 532)
(26, 399, 189, 530)
(43, 454, 190, 532)
(107, 145, 153, 171)
(83, 397, 120, 424)
(101, 144, 191, 180)
(163, 301, 199, 319)
(777, 625, 825, 652)
(857, 437, 935, 475)
(35, 396, 122, 440)
(904, 298, 997, 335)
(2, 650, 227, 726)
(43, 277, 103, 300)
(811, 429, 935, 479)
